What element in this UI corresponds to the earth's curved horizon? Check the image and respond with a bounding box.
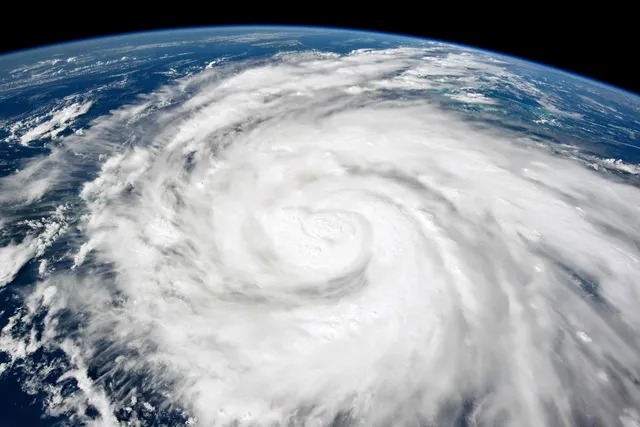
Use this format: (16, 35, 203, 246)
(4, 26, 636, 99)
(1, 26, 640, 427)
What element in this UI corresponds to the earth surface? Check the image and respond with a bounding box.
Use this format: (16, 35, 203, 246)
(1, 26, 640, 427)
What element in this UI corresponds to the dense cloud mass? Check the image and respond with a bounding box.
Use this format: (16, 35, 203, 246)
(2, 46, 640, 427)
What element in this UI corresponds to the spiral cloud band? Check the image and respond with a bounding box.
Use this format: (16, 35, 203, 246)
(2, 46, 640, 426)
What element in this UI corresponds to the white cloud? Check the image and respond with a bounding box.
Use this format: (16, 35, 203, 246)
(447, 91, 497, 104)
(0, 237, 34, 287)
(1, 45, 640, 427)
(597, 157, 640, 174)
(18, 101, 92, 146)
(0, 205, 70, 286)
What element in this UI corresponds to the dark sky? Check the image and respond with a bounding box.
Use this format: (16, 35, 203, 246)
(1, 7, 637, 95)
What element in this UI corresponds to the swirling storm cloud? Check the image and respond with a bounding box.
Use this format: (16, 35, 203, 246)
(2, 40, 640, 426)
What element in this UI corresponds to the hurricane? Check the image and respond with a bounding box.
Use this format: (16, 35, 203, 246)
(2, 39, 640, 427)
